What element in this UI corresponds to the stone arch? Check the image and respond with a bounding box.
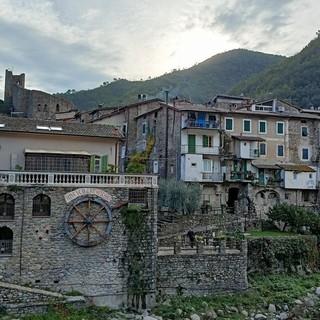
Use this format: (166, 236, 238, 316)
(254, 189, 280, 219)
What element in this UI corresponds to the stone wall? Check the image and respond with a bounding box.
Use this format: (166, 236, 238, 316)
(0, 185, 157, 309)
(157, 241, 248, 296)
(0, 281, 86, 315)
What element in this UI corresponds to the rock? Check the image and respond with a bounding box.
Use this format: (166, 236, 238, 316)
(230, 306, 238, 313)
(294, 299, 303, 305)
(217, 309, 224, 315)
(202, 301, 208, 309)
(268, 303, 276, 313)
(143, 316, 159, 320)
(176, 308, 183, 315)
(279, 312, 288, 320)
(254, 314, 267, 319)
(205, 309, 217, 319)
(304, 297, 315, 307)
(315, 287, 320, 296)
(190, 314, 201, 320)
(241, 310, 249, 317)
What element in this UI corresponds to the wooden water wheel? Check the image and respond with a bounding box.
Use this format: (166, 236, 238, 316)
(64, 196, 112, 247)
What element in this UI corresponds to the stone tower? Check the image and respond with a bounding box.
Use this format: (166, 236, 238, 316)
(4, 69, 25, 105)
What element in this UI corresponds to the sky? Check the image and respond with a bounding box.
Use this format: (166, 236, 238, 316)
(0, 0, 319, 100)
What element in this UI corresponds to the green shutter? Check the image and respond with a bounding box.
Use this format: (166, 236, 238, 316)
(90, 155, 95, 173)
(101, 155, 108, 173)
(202, 135, 208, 147)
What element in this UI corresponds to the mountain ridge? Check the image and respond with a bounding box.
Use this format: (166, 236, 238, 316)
(55, 48, 285, 110)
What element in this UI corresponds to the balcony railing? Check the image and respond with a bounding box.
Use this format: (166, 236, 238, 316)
(227, 171, 256, 182)
(184, 119, 219, 129)
(0, 171, 158, 188)
(181, 145, 220, 155)
(202, 172, 223, 182)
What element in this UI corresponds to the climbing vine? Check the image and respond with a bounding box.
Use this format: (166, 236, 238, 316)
(126, 136, 155, 173)
(121, 205, 151, 309)
(247, 236, 318, 274)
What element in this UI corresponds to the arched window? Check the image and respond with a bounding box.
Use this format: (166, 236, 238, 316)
(0, 193, 15, 220)
(0, 226, 13, 254)
(33, 194, 51, 217)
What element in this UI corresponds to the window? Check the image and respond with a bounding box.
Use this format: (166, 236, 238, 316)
(0, 193, 14, 220)
(203, 159, 213, 172)
(0, 226, 13, 255)
(277, 145, 284, 157)
(90, 155, 108, 173)
(301, 126, 308, 137)
(302, 148, 309, 160)
(33, 194, 51, 217)
(259, 143, 266, 156)
(225, 118, 233, 131)
(202, 135, 212, 147)
(259, 120, 267, 134)
(25, 154, 89, 172)
(122, 123, 127, 136)
(243, 119, 251, 133)
(302, 190, 309, 202)
(203, 159, 213, 179)
(142, 122, 147, 134)
(276, 122, 284, 135)
(129, 189, 148, 205)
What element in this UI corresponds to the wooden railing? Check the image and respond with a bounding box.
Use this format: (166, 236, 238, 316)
(0, 171, 158, 188)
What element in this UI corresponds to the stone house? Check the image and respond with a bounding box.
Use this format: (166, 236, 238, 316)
(4, 70, 76, 120)
(0, 114, 158, 308)
(212, 95, 320, 217)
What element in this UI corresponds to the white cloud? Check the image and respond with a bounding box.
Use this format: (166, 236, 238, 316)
(0, 0, 319, 99)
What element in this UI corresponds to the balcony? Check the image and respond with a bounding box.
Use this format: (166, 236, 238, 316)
(202, 172, 223, 182)
(181, 144, 220, 155)
(0, 171, 158, 189)
(183, 119, 219, 129)
(227, 171, 256, 182)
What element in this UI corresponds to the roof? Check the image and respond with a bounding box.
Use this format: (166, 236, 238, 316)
(0, 115, 123, 139)
(276, 164, 316, 172)
(232, 135, 265, 141)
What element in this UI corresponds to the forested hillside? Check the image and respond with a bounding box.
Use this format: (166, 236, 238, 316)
(55, 49, 285, 110)
(229, 34, 320, 108)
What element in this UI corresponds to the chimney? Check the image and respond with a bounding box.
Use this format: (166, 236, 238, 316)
(165, 90, 169, 105)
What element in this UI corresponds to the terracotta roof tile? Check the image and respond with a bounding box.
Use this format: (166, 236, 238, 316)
(0, 115, 123, 139)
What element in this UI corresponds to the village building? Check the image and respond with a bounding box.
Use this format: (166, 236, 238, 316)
(0, 114, 158, 308)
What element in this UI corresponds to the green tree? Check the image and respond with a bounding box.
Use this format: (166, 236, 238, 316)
(158, 179, 201, 214)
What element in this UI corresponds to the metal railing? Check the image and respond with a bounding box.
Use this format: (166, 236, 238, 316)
(158, 237, 246, 256)
(0, 240, 12, 255)
(0, 171, 158, 188)
(202, 172, 223, 182)
(181, 145, 220, 155)
(184, 119, 220, 129)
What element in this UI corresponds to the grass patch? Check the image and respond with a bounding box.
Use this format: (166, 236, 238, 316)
(4, 273, 320, 319)
(154, 272, 320, 319)
(248, 230, 298, 237)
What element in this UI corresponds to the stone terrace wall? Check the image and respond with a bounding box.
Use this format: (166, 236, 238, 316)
(0, 281, 85, 315)
(157, 242, 248, 296)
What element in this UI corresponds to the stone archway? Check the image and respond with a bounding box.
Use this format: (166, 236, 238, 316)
(255, 189, 280, 220)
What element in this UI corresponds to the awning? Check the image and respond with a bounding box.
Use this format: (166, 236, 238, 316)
(232, 135, 265, 141)
(252, 163, 279, 169)
(24, 149, 91, 156)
